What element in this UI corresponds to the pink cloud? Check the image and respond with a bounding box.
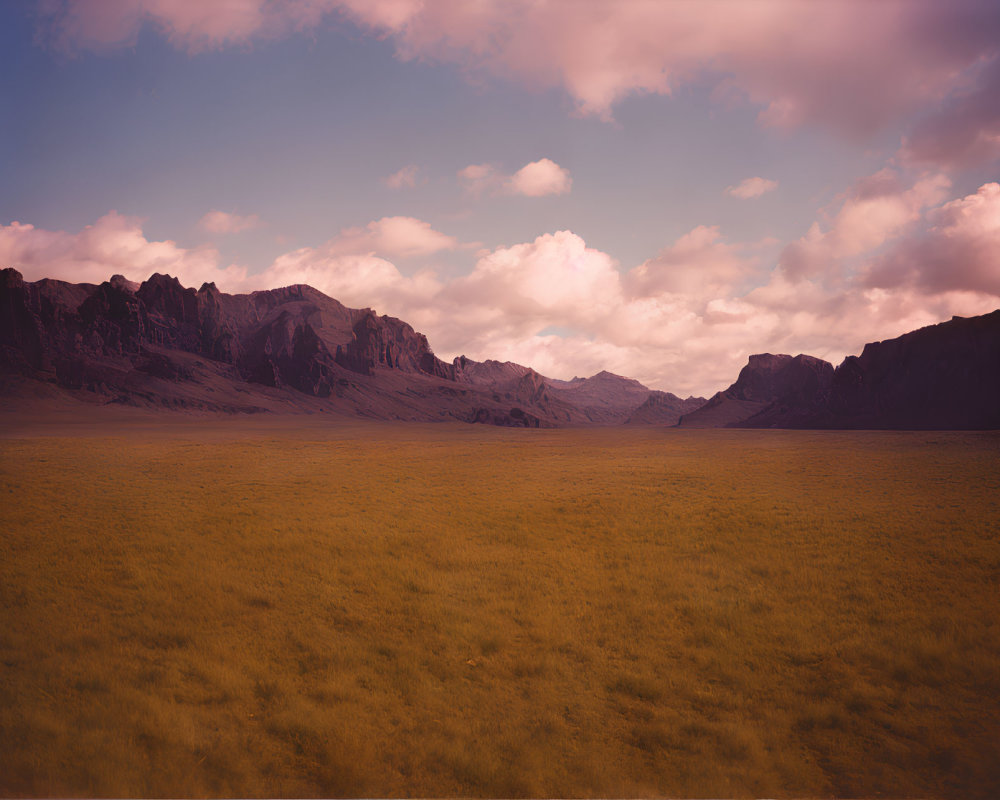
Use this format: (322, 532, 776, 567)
(344, 0, 1000, 135)
(246, 215, 460, 311)
(504, 158, 572, 197)
(329, 216, 460, 258)
(779, 170, 952, 281)
(901, 56, 1000, 170)
(726, 177, 778, 199)
(428, 231, 623, 359)
(0, 211, 246, 290)
(457, 163, 500, 196)
(259, 249, 441, 314)
(627, 225, 761, 301)
(37, 0, 276, 54)
(416, 197, 999, 395)
(198, 210, 262, 235)
(867, 182, 1000, 294)
(40, 2, 1000, 138)
(458, 159, 572, 198)
(383, 164, 420, 189)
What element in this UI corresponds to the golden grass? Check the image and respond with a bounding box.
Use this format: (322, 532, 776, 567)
(1, 419, 999, 797)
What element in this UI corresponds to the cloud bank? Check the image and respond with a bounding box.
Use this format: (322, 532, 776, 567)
(37, 0, 1000, 149)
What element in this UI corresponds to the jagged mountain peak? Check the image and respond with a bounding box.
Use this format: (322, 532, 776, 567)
(109, 274, 139, 293)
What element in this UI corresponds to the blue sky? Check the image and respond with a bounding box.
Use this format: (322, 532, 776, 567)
(3, 1, 999, 395)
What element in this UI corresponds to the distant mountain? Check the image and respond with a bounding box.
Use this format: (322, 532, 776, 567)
(625, 390, 708, 426)
(544, 370, 655, 424)
(679, 311, 1000, 430)
(0, 269, 694, 426)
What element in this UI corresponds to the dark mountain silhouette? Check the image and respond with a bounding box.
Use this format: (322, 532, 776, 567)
(679, 311, 1000, 430)
(824, 310, 1000, 429)
(0, 269, 700, 426)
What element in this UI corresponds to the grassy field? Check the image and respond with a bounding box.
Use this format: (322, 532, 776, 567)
(1, 417, 999, 797)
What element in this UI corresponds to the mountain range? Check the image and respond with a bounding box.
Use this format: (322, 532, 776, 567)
(0, 268, 703, 426)
(2, 268, 997, 429)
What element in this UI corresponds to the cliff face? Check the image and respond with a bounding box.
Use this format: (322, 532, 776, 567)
(827, 311, 1000, 429)
(335, 308, 456, 379)
(0, 269, 454, 396)
(679, 312, 1000, 429)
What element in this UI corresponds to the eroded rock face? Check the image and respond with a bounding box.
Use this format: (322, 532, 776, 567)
(516, 370, 551, 406)
(2, 269, 581, 423)
(1, 268, 48, 372)
(454, 357, 531, 385)
(136, 273, 200, 351)
(827, 311, 1000, 429)
(78, 281, 151, 358)
(196, 282, 242, 364)
(334, 309, 455, 379)
(242, 312, 336, 397)
(1, 270, 459, 398)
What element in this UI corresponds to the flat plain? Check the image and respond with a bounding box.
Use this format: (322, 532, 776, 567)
(1, 412, 999, 797)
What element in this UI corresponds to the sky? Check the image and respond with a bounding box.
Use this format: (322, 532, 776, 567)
(2, 0, 1000, 397)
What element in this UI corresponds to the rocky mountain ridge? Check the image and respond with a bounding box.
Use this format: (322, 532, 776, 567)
(0, 269, 703, 426)
(4, 268, 997, 429)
